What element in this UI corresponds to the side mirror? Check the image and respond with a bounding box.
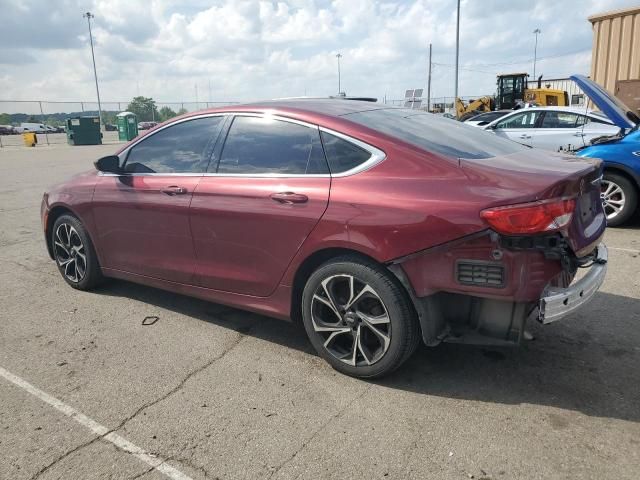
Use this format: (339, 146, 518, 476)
(94, 155, 121, 174)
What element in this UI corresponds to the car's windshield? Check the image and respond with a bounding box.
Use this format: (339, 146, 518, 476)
(343, 108, 527, 159)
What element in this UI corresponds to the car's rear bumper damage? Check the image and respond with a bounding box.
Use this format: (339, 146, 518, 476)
(538, 243, 607, 324)
(389, 230, 607, 347)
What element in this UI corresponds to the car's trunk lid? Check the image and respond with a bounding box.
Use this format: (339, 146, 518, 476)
(460, 150, 606, 257)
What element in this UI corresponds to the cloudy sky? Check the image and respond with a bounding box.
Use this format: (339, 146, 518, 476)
(1, 0, 638, 111)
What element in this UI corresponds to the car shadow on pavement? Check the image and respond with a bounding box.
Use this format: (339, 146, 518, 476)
(97, 282, 640, 424)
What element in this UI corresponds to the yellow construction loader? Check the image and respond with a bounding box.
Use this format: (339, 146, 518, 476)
(455, 73, 569, 120)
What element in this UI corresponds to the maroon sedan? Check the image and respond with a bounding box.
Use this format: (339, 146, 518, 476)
(41, 100, 607, 378)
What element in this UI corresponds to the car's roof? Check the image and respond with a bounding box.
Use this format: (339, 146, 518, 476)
(485, 106, 614, 125)
(509, 106, 597, 114)
(466, 110, 511, 120)
(224, 98, 387, 117)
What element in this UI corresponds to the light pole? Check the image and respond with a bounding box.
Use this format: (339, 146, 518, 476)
(336, 53, 342, 95)
(454, 0, 460, 99)
(83, 12, 103, 131)
(533, 28, 541, 79)
(427, 43, 432, 112)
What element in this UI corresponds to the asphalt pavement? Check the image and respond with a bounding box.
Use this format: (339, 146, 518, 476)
(1, 144, 639, 480)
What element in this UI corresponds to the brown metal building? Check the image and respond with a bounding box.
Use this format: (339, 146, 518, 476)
(589, 6, 640, 113)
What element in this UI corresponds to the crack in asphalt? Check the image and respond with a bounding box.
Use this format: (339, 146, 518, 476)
(5, 259, 57, 277)
(29, 436, 103, 480)
(111, 331, 248, 435)
(268, 384, 373, 480)
(169, 456, 214, 480)
(130, 465, 156, 479)
(29, 332, 248, 480)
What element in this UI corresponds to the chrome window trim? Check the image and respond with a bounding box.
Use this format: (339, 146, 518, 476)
(110, 111, 386, 179)
(318, 126, 386, 177)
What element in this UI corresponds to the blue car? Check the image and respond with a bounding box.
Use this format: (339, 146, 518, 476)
(572, 75, 640, 226)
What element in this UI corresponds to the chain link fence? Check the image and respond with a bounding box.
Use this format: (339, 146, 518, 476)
(383, 95, 491, 114)
(0, 100, 241, 148)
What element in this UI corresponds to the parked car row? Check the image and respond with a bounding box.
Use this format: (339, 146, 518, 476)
(1, 123, 66, 134)
(138, 121, 158, 130)
(0, 125, 19, 135)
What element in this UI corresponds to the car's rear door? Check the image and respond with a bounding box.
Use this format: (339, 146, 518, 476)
(580, 115, 620, 144)
(92, 115, 226, 283)
(190, 114, 330, 296)
(490, 110, 540, 146)
(531, 110, 587, 151)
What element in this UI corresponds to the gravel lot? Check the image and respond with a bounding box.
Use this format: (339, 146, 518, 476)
(1, 144, 639, 480)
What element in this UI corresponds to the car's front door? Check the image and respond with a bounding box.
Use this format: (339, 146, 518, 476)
(190, 115, 331, 297)
(491, 110, 540, 146)
(92, 116, 226, 283)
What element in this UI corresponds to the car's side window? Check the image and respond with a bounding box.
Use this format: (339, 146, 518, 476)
(215, 116, 328, 174)
(124, 116, 224, 174)
(575, 115, 588, 127)
(495, 111, 539, 129)
(586, 116, 612, 125)
(540, 111, 580, 129)
(320, 131, 372, 174)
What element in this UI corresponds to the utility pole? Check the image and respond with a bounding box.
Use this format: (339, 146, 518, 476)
(427, 43, 432, 112)
(195, 83, 199, 109)
(336, 53, 342, 95)
(454, 0, 460, 99)
(83, 12, 103, 131)
(533, 28, 541, 79)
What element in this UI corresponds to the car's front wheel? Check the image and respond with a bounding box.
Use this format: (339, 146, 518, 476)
(51, 214, 103, 290)
(301, 256, 420, 378)
(601, 172, 638, 227)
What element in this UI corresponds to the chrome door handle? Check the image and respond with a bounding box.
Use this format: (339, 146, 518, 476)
(161, 186, 188, 195)
(270, 192, 308, 204)
(573, 132, 586, 137)
(519, 134, 531, 139)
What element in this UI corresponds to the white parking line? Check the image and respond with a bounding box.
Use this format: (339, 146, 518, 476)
(0, 366, 193, 480)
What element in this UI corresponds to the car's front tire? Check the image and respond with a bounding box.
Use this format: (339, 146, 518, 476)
(301, 255, 420, 378)
(51, 214, 103, 290)
(601, 172, 638, 227)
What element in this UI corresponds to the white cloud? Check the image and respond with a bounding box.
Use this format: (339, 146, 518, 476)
(0, 0, 639, 112)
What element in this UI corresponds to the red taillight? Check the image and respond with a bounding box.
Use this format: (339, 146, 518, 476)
(480, 198, 576, 235)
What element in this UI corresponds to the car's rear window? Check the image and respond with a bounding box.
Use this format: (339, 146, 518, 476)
(343, 108, 527, 159)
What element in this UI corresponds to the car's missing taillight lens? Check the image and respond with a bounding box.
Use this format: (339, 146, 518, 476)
(480, 198, 576, 235)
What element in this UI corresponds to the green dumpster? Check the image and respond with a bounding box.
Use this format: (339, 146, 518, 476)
(66, 117, 102, 145)
(116, 111, 138, 141)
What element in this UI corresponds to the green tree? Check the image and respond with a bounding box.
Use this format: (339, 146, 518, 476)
(126, 96, 159, 122)
(177, 107, 188, 116)
(158, 106, 177, 122)
(0, 113, 11, 125)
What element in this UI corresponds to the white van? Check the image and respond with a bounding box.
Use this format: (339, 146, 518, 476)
(16, 123, 47, 133)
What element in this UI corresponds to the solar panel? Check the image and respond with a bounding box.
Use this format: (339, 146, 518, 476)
(413, 89, 423, 97)
(404, 89, 414, 98)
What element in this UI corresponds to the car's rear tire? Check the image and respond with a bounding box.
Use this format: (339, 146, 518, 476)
(301, 255, 420, 378)
(601, 172, 638, 227)
(51, 214, 103, 290)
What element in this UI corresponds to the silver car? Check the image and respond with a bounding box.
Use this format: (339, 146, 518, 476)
(484, 106, 619, 152)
